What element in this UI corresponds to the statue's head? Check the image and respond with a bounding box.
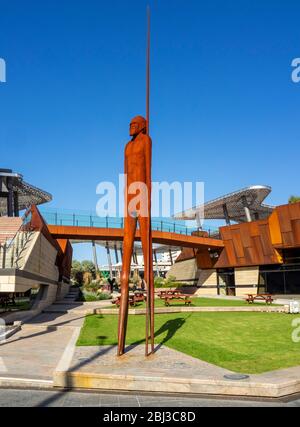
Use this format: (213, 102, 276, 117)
(130, 116, 147, 137)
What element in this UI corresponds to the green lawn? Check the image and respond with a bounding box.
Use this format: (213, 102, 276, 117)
(105, 297, 269, 309)
(77, 312, 300, 374)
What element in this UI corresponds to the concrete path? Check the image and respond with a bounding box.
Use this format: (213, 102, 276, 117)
(1, 388, 299, 407)
(0, 297, 91, 387)
(2, 295, 300, 403)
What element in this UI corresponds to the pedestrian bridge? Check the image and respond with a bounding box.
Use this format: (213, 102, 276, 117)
(42, 211, 224, 250)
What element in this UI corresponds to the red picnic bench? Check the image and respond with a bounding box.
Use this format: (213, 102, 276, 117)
(112, 292, 146, 308)
(245, 294, 274, 305)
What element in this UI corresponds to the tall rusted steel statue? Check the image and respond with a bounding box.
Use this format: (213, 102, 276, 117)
(118, 7, 155, 357)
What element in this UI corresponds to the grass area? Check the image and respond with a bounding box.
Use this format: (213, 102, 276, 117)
(104, 297, 272, 309)
(77, 312, 300, 374)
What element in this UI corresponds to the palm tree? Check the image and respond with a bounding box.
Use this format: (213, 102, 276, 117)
(289, 196, 300, 204)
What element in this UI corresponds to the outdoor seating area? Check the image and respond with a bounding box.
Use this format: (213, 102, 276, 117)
(157, 290, 192, 307)
(112, 292, 147, 308)
(245, 294, 274, 305)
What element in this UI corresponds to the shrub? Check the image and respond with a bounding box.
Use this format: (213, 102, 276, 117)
(77, 289, 112, 302)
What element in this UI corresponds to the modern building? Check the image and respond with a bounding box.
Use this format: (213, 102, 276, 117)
(171, 186, 300, 296)
(0, 171, 71, 313)
(1, 175, 300, 308)
(0, 168, 52, 217)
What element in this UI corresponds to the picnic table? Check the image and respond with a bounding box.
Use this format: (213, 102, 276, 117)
(133, 292, 146, 303)
(164, 293, 192, 307)
(156, 290, 192, 306)
(157, 290, 182, 299)
(245, 294, 274, 305)
(113, 295, 136, 308)
(112, 292, 146, 308)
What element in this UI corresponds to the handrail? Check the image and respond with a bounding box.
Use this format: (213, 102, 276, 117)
(40, 210, 220, 238)
(0, 206, 34, 269)
(4, 207, 32, 253)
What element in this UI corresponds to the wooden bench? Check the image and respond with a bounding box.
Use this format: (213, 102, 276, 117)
(245, 294, 274, 305)
(112, 295, 136, 308)
(112, 293, 146, 308)
(164, 294, 192, 307)
(157, 290, 182, 299)
(134, 292, 146, 303)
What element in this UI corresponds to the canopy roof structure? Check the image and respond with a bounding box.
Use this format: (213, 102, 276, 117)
(0, 169, 52, 216)
(72, 239, 182, 255)
(174, 185, 274, 224)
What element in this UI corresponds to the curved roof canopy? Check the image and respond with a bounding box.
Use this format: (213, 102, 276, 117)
(174, 185, 274, 223)
(0, 169, 52, 215)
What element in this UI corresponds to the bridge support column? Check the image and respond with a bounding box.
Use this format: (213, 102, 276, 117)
(169, 249, 174, 266)
(242, 196, 252, 223)
(92, 241, 99, 275)
(154, 249, 159, 276)
(106, 243, 113, 280)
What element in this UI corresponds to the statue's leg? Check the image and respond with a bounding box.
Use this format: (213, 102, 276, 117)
(118, 214, 136, 356)
(139, 216, 155, 354)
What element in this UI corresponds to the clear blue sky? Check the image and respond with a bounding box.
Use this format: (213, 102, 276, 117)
(1, 0, 300, 261)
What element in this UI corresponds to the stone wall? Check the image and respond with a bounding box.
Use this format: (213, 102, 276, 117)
(167, 259, 198, 284)
(234, 267, 259, 296)
(196, 269, 218, 296)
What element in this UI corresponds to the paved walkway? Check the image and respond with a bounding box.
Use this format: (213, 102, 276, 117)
(0, 294, 103, 385)
(2, 294, 300, 403)
(1, 388, 300, 407)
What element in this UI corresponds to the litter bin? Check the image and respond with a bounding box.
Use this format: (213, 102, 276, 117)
(289, 300, 300, 314)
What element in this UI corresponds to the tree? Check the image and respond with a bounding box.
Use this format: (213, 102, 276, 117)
(71, 260, 83, 285)
(81, 260, 96, 279)
(289, 196, 300, 204)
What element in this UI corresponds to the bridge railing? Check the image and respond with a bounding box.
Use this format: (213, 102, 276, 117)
(41, 211, 220, 238)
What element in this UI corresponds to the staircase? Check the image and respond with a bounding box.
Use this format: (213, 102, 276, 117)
(51, 286, 80, 306)
(62, 287, 80, 303)
(0, 216, 35, 269)
(0, 217, 22, 245)
(42, 287, 80, 314)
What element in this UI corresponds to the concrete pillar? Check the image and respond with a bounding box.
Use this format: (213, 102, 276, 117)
(196, 211, 203, 231)
(169, 249, 174, 266)
(114, 245, 119, 264)
(242, 196, 252, 223)
(92, 241, 99, 274)
(154, 250, 159, 276)
(106, 243, 113, 280)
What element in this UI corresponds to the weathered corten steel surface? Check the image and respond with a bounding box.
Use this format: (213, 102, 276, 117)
(215, 202, 300, 268)
(47, 225, 224, 250)
(118, 115, 155, 357)
(270, 203, 300, 249)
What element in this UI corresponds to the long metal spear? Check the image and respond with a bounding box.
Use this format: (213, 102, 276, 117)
(145, 5, 154, 356)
